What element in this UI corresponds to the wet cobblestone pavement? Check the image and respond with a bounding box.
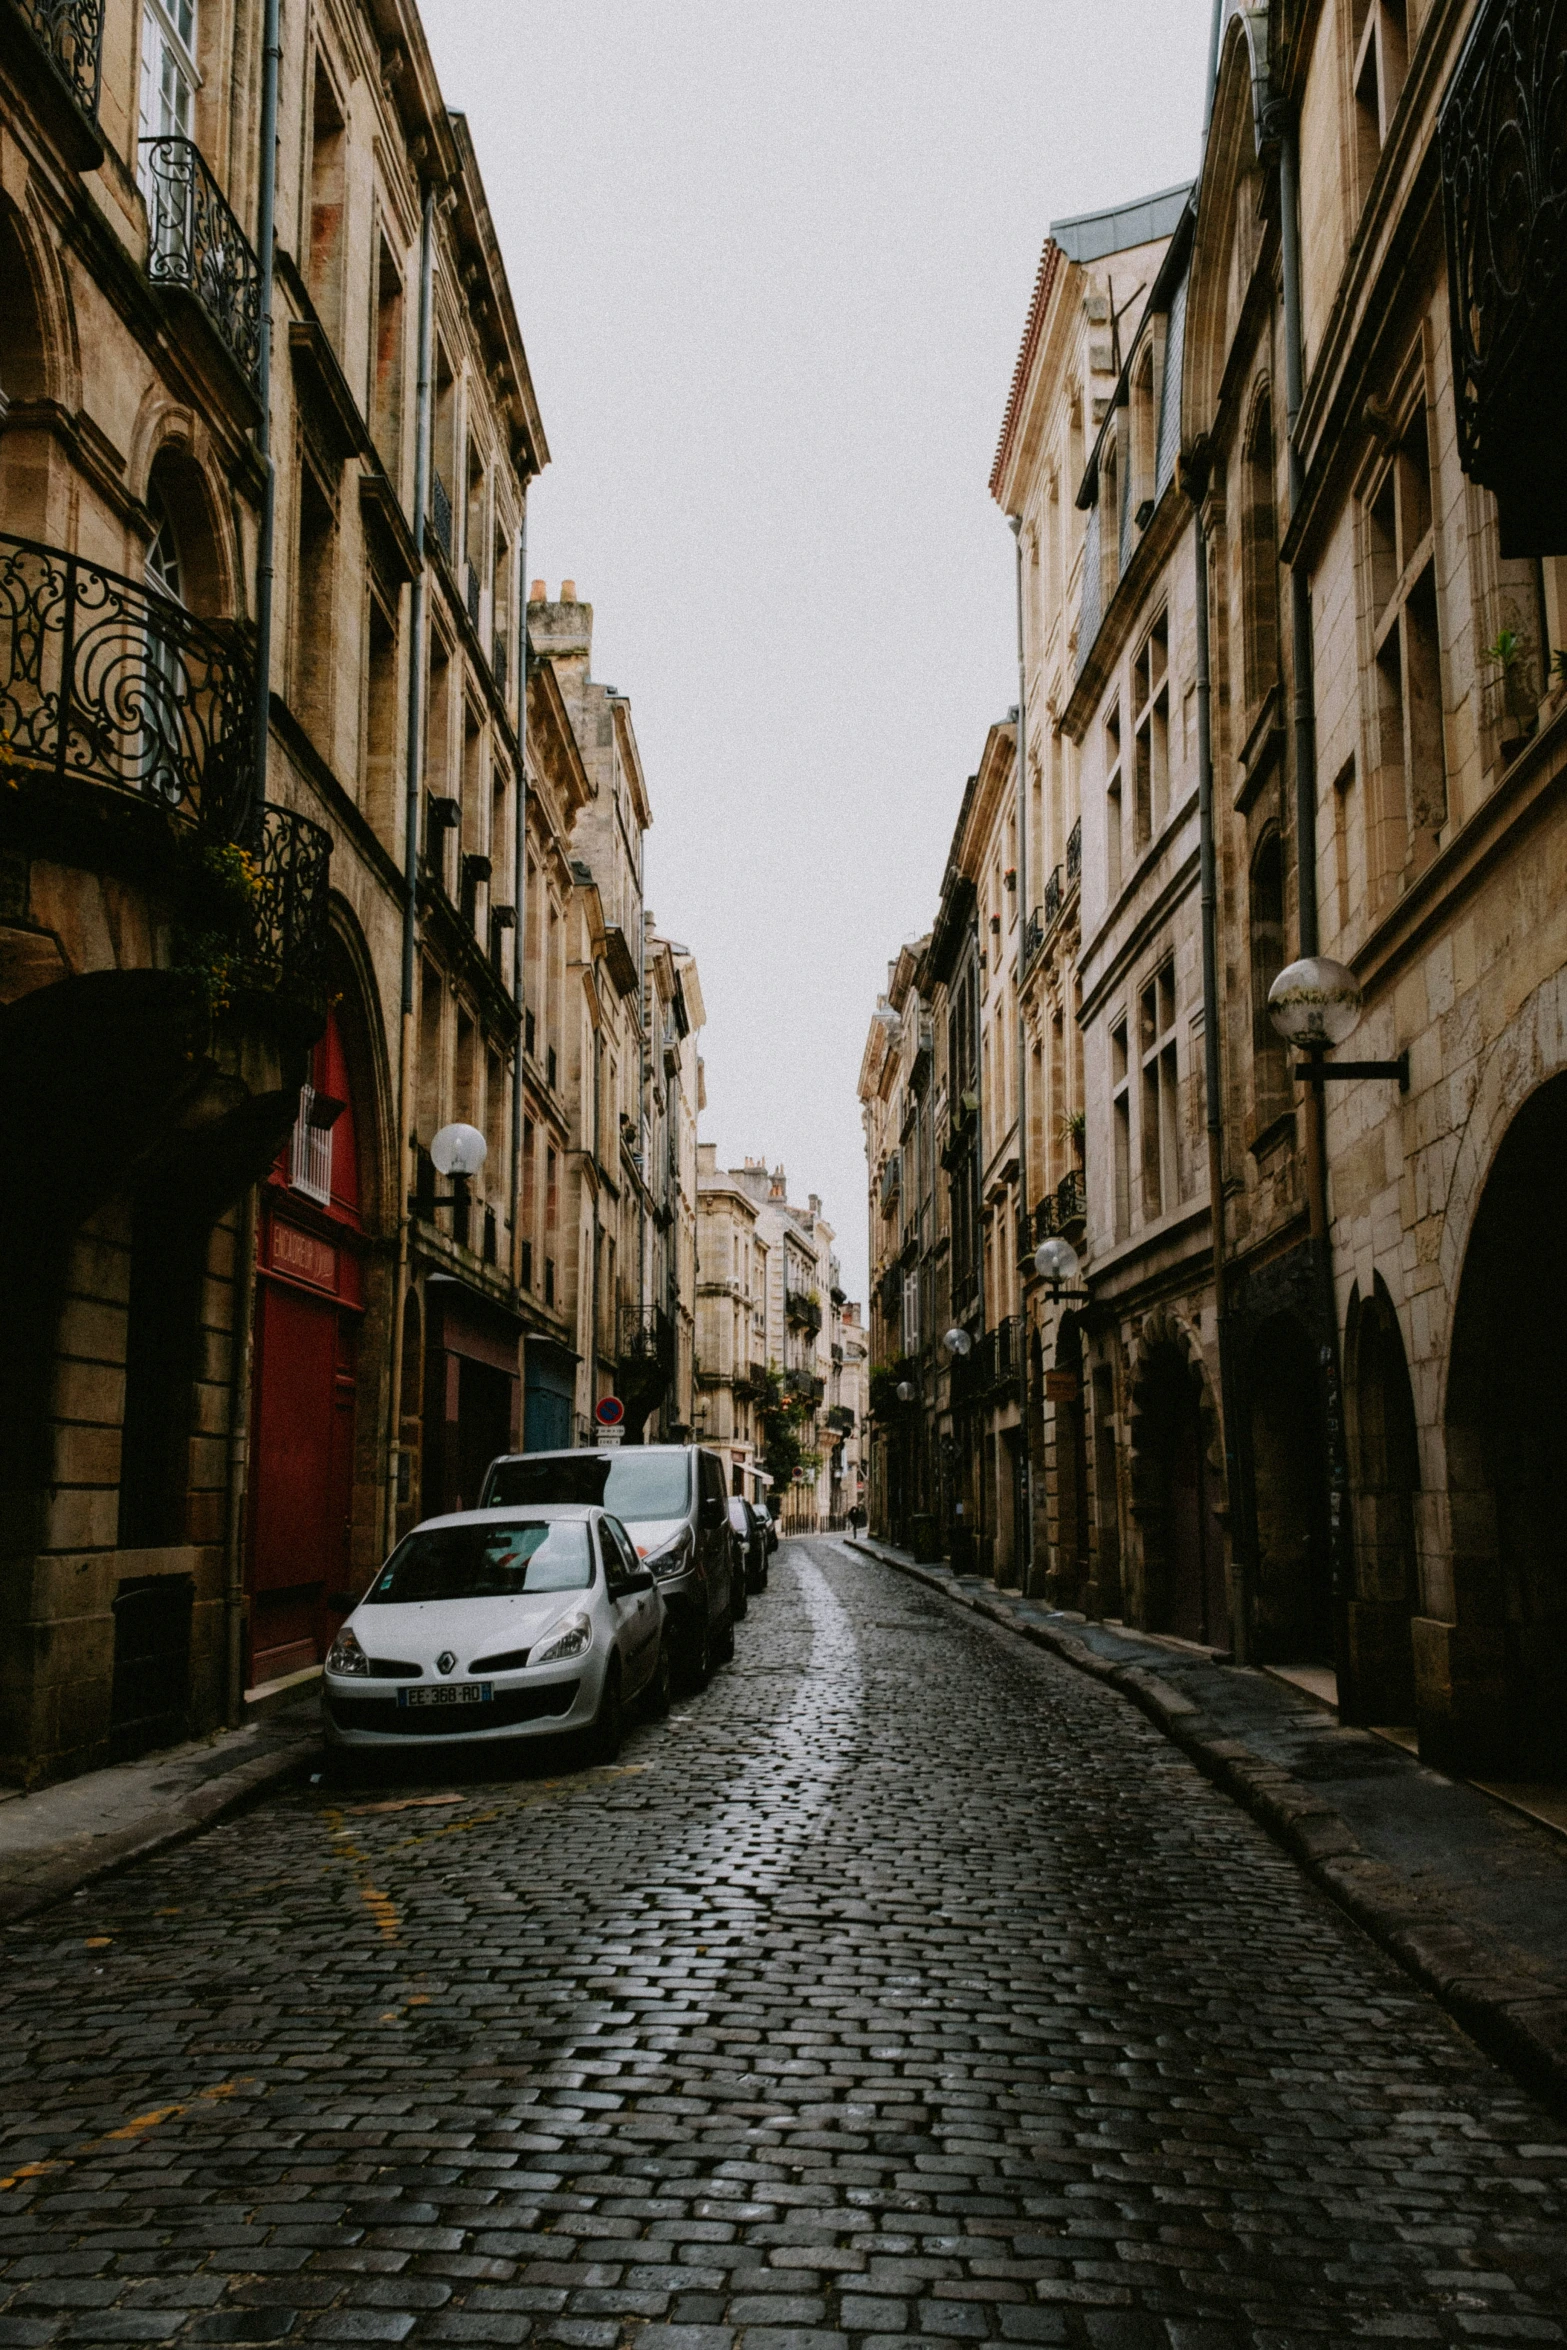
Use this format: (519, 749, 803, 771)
(2, 1540, 1565, 2347)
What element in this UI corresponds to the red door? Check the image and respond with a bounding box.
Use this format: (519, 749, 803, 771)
(249, 1281, 357, 1684)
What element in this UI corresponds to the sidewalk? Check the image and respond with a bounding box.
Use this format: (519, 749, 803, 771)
(0, 1708, 321, 1925)
(846, 1533, 1567, 2116)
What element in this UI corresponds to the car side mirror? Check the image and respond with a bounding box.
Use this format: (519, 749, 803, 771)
(627, 1568, 655, 1594)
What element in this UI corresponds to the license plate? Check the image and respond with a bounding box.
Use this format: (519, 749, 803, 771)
(398, 1683, 493, 1709)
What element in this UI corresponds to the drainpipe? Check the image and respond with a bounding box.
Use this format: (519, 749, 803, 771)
(222, 1183, 259, 1726)
(251, 0, 280, 818)
(1192, 488, 1249, 1661)
(223, 0, 281, 1722)
(1008, 518, 1034, 1594)
(510, 510, 529, 1446)
(384, 182, 436, 1553)
(1278, 101, 1356, 1712)
(511, 508, 528, 1290)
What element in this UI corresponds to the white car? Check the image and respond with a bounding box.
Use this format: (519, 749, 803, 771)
(322, 1504, 667, 1761)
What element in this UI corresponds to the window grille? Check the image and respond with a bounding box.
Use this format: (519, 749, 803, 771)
(289, 1081, 333, 1205)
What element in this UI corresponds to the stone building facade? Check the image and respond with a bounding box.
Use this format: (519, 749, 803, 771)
(865, 0, 1567, 1785)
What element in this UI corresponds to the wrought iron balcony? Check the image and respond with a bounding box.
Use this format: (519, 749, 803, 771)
(431, 472, 453, 560)
(1056, 1166, 1086, 1229)
(825, 1405, 855, 1435)
(1440, 0, 1567, 552)
(0, 530, 254, 833)
(241, 802, 333, 1002)
(1043, 864, 1064, 928)
(786, 1287, 823, 1333)
(879, 1148, 902, 1212)
(783, 1368, 825, 1405)
(12, 0, 104, 134)
(493, 632, 508, 696)
(1066, 816, 1081, 883)
(466, 561, 481, 630)
(618, 1304, 675, 1378)
(139, 137, 262, 393)
(1023, 904, 1044, 968)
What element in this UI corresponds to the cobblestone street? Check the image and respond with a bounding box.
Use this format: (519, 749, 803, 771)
(2, 1541, 1565, 2348)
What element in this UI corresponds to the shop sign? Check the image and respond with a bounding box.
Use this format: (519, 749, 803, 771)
(271, 1220, 337, 1292)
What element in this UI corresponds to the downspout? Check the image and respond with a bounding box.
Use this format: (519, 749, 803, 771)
(384, 182, 436, 1553)
(1278, 96, 1357, 1712)
(511, 509, 528, 1288)
(225, 0, 281, 1726)
(1192, 485, 1249, 1661)
(1008, 519, 1033, 1593)
(510, 509, 528, 1443)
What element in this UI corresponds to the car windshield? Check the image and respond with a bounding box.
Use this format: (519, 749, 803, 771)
(486, 1452, 691, 1523)
(366, 1520, 593, 1604)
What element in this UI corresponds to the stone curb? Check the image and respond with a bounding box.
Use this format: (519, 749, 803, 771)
(0, 1725, 322, 1927)
(845, 1536, 1567, 2120)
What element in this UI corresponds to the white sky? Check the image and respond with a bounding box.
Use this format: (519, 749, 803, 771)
(418, 0, 1213, 1304)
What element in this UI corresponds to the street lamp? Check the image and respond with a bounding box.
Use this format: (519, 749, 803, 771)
(942, 1327, 972, 1359)
(1267, 957, 1408, 1089)
(895, 1379, 917, 1404)
(1034, 1234, 1088, 1303)
(431, 1122, 487, 1177)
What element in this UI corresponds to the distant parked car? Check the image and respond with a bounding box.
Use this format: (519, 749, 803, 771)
(728, 1497, 768, 1598)
(478, 1445, 736, 1692)
(322, 1503, 666, 1765)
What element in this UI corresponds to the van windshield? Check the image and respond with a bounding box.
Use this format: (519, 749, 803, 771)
(486, 1452, 692, 1523)
(366, 1520, 593, 1604)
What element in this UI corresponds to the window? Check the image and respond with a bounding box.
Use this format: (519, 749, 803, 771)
(1353, 0, 1409, 194)
(1139, 965, 1182, 1218)
(292, 463, 336, 740)
(139, 0, 194, 149)
(1133, 612, 1169, 851)
(1132, 345, 1157, 530)
(1242, 393, 1280, 710)
(431, 344, 455, 556)
(371, 236, 404, 482)
(1364, 391, 1445, 890)
(362, 591, 397, 840)
(1249, 832, 1290, 1127)
(290, 1081, 333, 1204)
(307, 58, 347, 348)
(1105, 700, 1123, 897)
(1111, 1019, 1131, 1240)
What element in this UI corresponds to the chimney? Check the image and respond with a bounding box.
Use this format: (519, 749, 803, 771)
(770, 1165, 786, 1201)
(529, 579, 545, 603)
(561, 578, 577, 603)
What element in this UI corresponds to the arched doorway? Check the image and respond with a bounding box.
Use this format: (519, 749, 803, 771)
(247, 1006, 364, 1688)
(1445, 1072, 1567, 1776)
(1131, 1336, 1226, 1645)
(1346, 1281, 1420, 1721)
(1249, 1313, 1332, 1665)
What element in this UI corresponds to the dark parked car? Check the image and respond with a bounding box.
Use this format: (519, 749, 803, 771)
(479, 1445, 735, 1692)
(728, 1497, 768, 1596)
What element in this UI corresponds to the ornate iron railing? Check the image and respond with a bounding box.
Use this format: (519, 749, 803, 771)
(431, 472, 453, 559)
(1056, 1167, 1087, 1228)
(879, 1149, 902, 1212)
(466, 561, 481, 629)
(139, 137, 262, 392)
(1023, 904, 1044, 967)
(618, 1304, 675, 1377)
(12, 0, 104, 122)
(786, 1287, 823, 1332)
(1066, 816, 1081, 882)
(1043, 864, 1064, 928)
(0, 531, 254, 831)
(241, 803, 333, 997)
(493, 633, 508, 696)
(1439, 0, 1567, 539)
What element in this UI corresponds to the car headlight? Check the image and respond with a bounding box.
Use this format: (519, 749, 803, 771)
(530, 1610, 593, 1666)
(326, 1626, 370, 1677)
(642, 1529, 693, 1579)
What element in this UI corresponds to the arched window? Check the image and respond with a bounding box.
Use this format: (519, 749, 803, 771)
(1242, 391, 1280, 711)
(1250, 829, 1289, 1125)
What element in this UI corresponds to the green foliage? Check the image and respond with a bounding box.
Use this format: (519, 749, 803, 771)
(869, 1359, 915, 1421)
(754, 1362, 813, 1492)
(171, 837, 261, 1018)
(1482, 627, 1524, 670)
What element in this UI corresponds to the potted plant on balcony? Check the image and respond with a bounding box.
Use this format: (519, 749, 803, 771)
(1483, 626, 1539, 761)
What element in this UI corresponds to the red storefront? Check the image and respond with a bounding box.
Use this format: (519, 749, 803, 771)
(247, 1010, 366, 1689)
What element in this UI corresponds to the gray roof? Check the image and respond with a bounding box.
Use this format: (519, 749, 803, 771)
(1049, 182, 1194, 265)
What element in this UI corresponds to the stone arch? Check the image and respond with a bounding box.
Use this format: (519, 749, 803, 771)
(129, 399, 243, 617)
(1239, 375, 1280, 708)
(1247, 1309, 1332, 1665)
(0, 188, 77, 533)
(322, 899, 396, 1240)
(1126, 1306, 1228, 1643)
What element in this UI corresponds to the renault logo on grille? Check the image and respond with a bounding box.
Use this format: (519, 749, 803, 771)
(437, 1651, 457, 1676)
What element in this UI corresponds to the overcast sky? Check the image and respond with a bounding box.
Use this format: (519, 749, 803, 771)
(418, 0, 1213, 1305)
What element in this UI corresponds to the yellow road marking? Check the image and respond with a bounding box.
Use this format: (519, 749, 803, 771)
(0, 2080, 250, 2194)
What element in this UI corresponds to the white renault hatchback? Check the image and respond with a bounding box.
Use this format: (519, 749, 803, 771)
(322, 1504, 667, 1761)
